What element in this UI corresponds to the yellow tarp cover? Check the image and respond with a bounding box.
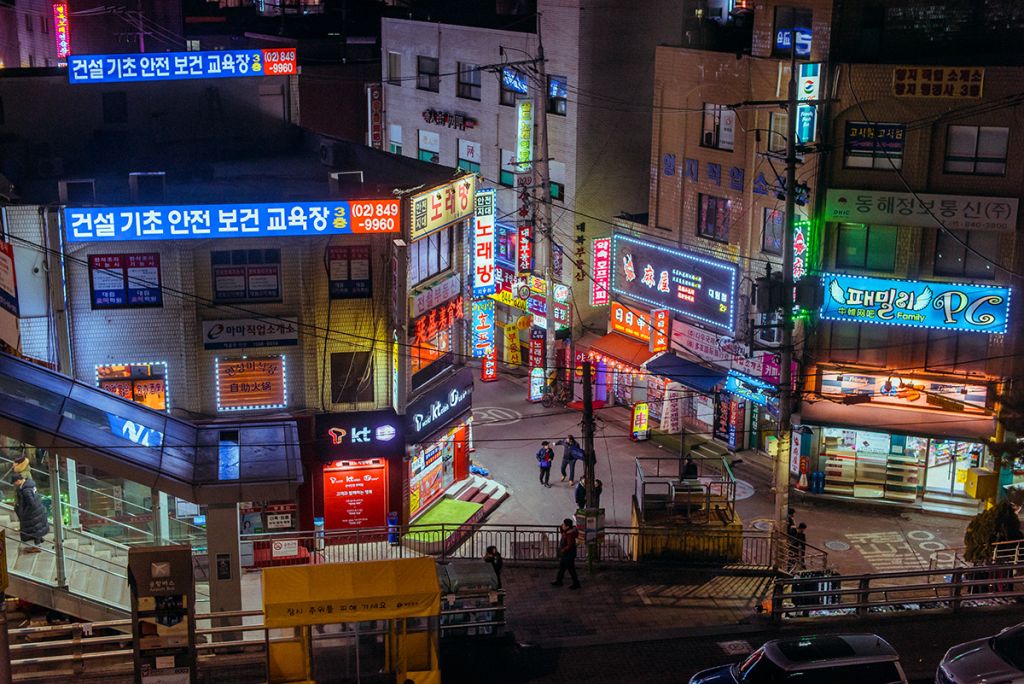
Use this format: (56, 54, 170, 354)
(262, 556, 441, 628)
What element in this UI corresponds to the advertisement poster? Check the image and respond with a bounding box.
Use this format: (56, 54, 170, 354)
(124, 254, 162, 305)
(328, 245, 372, 299)
(89, 253, 162, 309)
(322, 459, 387, 530)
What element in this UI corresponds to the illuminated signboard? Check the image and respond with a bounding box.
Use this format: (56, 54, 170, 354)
(503, 324, 521, 366)
(590, 237, 611, 306)
(215, 356, 287, 411)
(472, 189, 496, 297)
(819, 369, 989, 413)
(323, 459, 388, 530)
(96, 361, 168, 411)
(53, 4, 70, 59)
(471, 299, 494, 359)
(610, 302, 651, 342)
(68, 48, 296, 84)
(201, 317, 298, 350)
(406, 367, 473, 443)
(611, 233, 739, 335)
(409, 176, 475, 241)
(517, 225, 533, 274)
(411, 295, 464, 345)
(631, 402, 650, 440)
(724, 370, 776, 408)
(65, 200, 401, 242)
(824, 189, 1017, 232)
(792, 219, 811, 281)
(529, 327, 545, 370)
(516, 100, 534, 170)
(798, 63, 820, 101)
(819, 273, 1011, 334)
(481, 347, 498, 382)
(775, 27, 812, 58)
(315, 410, 404, 461)
(650, 309, 670, 353)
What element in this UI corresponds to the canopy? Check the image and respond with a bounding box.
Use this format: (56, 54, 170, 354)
(585, 332, 655, 368)
(799, 399, 996, 442)
(643, 351, 725, 394)
(263, 556, 440, 628)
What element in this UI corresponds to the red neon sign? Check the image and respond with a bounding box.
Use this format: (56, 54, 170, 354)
(53, 4, 70, 59)
(481, 347, 498, 382)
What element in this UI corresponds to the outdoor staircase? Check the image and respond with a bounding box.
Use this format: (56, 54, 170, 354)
(450, 475, 509, 519)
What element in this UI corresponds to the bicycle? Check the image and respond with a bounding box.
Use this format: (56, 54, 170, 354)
(540, 382, 571, 409)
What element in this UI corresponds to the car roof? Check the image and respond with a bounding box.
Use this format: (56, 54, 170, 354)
(764, 634, 900, 669)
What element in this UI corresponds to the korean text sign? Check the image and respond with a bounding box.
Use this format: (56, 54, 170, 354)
(824, 189, 1017, 232)
(819, 273, 1011, 334)
(409, 177, 475, 241)
(68, 49, 296, 84)
(472, 189, 496, 297)
(53, 4, 70, 59)
(215, 356, 287, 411)
(66, 200, 401, 242)
(471, 299, 494, 359)
(611, 233, 738, 335)
(88, 253, 161, 308)
(590, 237, 611, 305)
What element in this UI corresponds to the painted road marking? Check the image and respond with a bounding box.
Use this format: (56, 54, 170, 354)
(845, 530, 948, 572)
(473, 407, 523, 427)
(718, 640, 753, 655)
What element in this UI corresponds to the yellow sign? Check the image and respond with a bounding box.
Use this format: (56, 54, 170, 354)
(409, 176, 476, 241)
(516, 100, 534, 169)
(504, 325, 522, 366)
(892, 66, 983, 99)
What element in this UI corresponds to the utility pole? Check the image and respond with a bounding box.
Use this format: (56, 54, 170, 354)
(773, 30, 799, 528)
(581, 360, 597, 569)
(533, 20, 557, 379)
(135, 0, 145, 52)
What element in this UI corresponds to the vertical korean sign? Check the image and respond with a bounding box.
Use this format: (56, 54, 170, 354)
(517, 225, 533, 275)
(529, 327, 545, 370)
(650, 309, 670, 353)
(0, 242, 19, 350)
(472, 188, 496, 297)
(590, 237, 611, 305)
(53, 3, 71, 58)
(471, 299, 494, 359)
(515, 100, 534, 171)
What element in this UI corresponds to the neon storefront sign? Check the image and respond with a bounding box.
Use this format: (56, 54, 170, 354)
(68, 48, 296, 84)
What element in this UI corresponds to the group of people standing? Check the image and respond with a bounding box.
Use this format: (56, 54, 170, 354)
(536, 437, 603, 509)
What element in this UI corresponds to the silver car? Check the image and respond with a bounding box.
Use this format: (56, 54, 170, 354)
(936, 622, 1024, 684)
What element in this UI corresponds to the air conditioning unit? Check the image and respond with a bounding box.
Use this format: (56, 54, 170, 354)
(58, 178, 96, 205)
(319, 140, 346, 167)
(129, 172, 166, 203)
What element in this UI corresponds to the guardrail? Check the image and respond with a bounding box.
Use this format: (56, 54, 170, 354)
(634, 456, 738, 525)
(769, 559, 1024, 623)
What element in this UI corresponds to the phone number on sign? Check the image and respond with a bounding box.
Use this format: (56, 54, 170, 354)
(350, 201, 400, 232)
(261, 49, 297, 75)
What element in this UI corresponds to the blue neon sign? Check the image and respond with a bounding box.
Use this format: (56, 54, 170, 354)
(611, 233, 739, 335)
(820, 273, 1011, 334)
(68, 49, 296, 84)
(775, 27, 812, 57)
(65, 199, 402, 242)
(724, 370, 775, 408)
(501, 67, 528, 94)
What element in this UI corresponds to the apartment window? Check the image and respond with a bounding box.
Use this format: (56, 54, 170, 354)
(210, 249, 282, 302)
(500, 67, 528, 106)
(768, 112, 787, 155)
(40, 15, 48, 34)
(24, 13, 32, 31)
(835, 223, 896, 272)
(499, 149, 516, 186)
(549, 159, 566, 202)
(829, 323, 887, 366)
(925, 330, 988, 375)
(457, 139, 481, 174)
(701, 104, 735, 151)
(102, 92, 128, 124)
(762, 208, 784, 254)
(755, 311, 781, 345)
(944, 125, 1008, 175)
(417, 55, 439, 92)
(27, 54, 34, 67)
(418, 129, 440, 164)
(456, 62, 481, 100)
(408, 226, 453, 286)
(698, 195, 732, 242)
(388, 124, 403, 156)
(548, 75, 568, 115)
(186, 39, 200, 52)
(387, 51, 402, 85)
(934, 229, 999, 279)
(330, 351, 374, 404)
(844, 122, 905, 169)
(773, 6, 813, 58)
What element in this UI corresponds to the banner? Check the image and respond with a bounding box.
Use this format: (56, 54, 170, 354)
(69, 48, 296, 84)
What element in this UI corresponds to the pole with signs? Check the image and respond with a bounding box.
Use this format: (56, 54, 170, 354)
(533, 26, 557, 381)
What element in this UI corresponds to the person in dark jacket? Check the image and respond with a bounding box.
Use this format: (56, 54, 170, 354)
(13, 473, 48, 552)
(484, 545, 503, 589)
(556, 435, 582, 484)
(551, 518, 581, 589)
(575, 479, 605, 510)
(536, 441, 554, 487)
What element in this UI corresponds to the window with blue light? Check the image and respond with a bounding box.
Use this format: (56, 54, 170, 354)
(218, 430, 241, 481)
(547, 75, 568, 115)
(500, 67, 528, 106)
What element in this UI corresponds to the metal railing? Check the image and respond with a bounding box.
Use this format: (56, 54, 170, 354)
(634, 456, 738, 524)
(769, 559, 1024, 622)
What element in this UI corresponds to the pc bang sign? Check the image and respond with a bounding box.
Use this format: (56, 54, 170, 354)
(819, 273, 1010, 334)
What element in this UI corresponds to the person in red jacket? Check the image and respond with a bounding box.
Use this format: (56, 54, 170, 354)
(551, 518, 581, 589)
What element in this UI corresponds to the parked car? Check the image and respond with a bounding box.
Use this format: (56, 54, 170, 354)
(689, 633, 907, 683)
(936, 621, 1024, 684)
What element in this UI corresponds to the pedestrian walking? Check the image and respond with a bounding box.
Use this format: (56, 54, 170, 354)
(551, 518, 581, 589)
(785, 508, 797, 537)
(12, 473, 48, 553)
(683, 456, 698, 480)
(484, 545, 503, 589)
(536, 441, 554, 487)
(594, 479, 603, 509)
(556, 435, 583, 484)
(793, 522, 808, 568)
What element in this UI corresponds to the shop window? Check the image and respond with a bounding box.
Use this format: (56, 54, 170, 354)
(416, 55, 439, 92)
(210, 249, 282, 302)
(456, 62, 481, 100)
(408, 226, 453, 286)
(762, 208, 784, 254)
(411, 327, 453, 391)
(698, 194, 732, 242)
(457, 138, 480, 174)
(418, 129, 440, 164)
(844, 121, 905, 170)
(500, 67, 528, 106)
(499, 149, 516, 186)
(944, 125, 1008, 175)
(330, 351, 374, 404)
(767, 112, 787, 155)
(387, 51, 401, 85)
(701, 104, 735, 151)
(755, 311, 781, 346)
(547, 75, 567, 115)
(924, 330, 989, 375)
(934, 229, 999, 279)
(835, 223, 896, 272)
(97, 362, 169, 411)
(829, 323, 887, 366)
(773, 6, 813, 58)
(102, 92, 128, 124)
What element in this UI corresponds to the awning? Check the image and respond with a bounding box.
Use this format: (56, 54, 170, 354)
(584, 332, 655, 369)
(799, 399, 996, 442)
(643, 351, 726, 394)
(262, 556, 440, 628)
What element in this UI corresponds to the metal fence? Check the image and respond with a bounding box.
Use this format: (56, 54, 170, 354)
(634, 456, 738, 524)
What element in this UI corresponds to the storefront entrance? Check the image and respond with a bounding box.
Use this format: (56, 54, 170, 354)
(924, 439, 984, 496)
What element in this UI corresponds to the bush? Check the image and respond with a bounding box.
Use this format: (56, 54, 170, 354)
(963, 500, 1023, 563)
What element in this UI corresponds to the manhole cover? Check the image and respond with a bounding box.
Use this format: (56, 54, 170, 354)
(825, 540, 851, 552)
(718, 640, 753, 655)
(751, 519, 773, 532)
(472, 407, 523, 427)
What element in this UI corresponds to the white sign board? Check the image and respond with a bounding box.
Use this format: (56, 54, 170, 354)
(825, 188, 1018, 232)
(271, 539, 299, 558)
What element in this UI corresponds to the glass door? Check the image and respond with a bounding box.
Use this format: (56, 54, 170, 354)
(926, 440, 981, 496)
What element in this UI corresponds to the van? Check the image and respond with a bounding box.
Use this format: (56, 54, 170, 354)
(689, 633, 908, 683)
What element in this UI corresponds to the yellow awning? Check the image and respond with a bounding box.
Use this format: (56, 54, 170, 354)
(263, 556, 440, 628)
